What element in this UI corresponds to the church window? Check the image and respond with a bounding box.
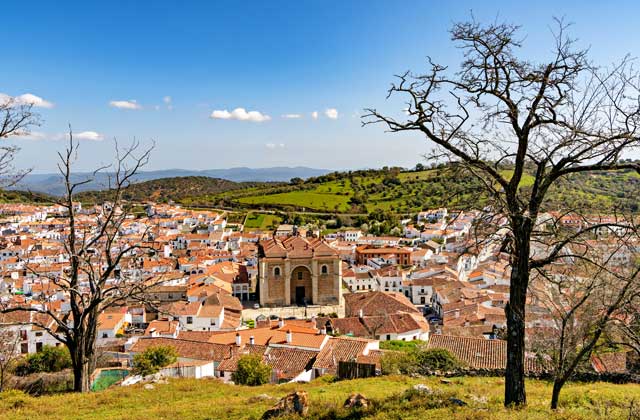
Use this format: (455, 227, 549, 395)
(321, 265, 328, 274)
(274, 267, 281, 277)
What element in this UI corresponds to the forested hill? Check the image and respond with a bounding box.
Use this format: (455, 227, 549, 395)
(2, 167, 640, 215)
(74, 176, 280, 204)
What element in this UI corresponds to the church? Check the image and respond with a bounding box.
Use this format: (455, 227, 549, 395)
(258, 236, 342, 307)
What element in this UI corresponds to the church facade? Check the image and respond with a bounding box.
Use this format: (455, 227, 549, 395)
(258, 236, 342, 307)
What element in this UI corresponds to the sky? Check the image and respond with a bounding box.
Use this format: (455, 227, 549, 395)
(2, 0, 640, 173)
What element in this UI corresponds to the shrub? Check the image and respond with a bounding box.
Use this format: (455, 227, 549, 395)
(379, 340, 423, 352)
(15, 346, 72, 376)
(380, 348, 461, 375)
(380, 351, 418, 375)
(232, 354, 271, 386)
(132, 345, 177, 376)
(415, 348, 461, 372)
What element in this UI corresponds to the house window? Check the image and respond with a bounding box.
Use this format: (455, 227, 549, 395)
(321, 265, 328, 274)
(36, 342, 43, 352)
(187, 316, 193, 324)
(102, 333, 108, 338)
(21, 343, 28, 354)
(274, 267, 281, 277)
(386, 335, 391, 341)
(35, 332, 43, 337)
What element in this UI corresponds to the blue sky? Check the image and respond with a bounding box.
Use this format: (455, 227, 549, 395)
(2, 0, 639, 173)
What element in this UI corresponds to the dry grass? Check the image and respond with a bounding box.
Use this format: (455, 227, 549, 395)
(1, 375, 640, 419)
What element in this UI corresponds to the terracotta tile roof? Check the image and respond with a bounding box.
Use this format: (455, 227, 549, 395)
(260, 236, 338, 259)
(217, 344, 267, 372)
(312, 336, 372, 372)
(177, 330, 218, 341)
(145, 319, 179, 336)
(344, 291, 419, 317)
(130, 337, 233, 362)
(426, 334, 544, 372)
(320, 313, 428, 338)
(591, 352, 628, 373)
(264, 347, 317, 379)
(207, 327, 327, 350)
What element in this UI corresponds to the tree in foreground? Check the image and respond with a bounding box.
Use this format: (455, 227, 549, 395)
(1, 133, 155, 392)
(0, 329, 21, 391)
(365, 19, 640, 406)
(232, 354, 271, 386)
(132, 345, 177, 376)
(0, 94, 40, 186)
(529, 230, 640, 408)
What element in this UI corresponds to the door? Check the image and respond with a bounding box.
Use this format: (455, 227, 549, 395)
(295, 286, 306, 305)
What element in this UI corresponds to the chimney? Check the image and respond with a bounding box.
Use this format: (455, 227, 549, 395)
(286, 329, 293, 344)
(278, 318, 285, 329)
(249, 336, 255, 345)
(454, 309, 460, 319)
(320, 328, 326, 335)
(235, 333, 241, 346)
(358, 309, 364, 319)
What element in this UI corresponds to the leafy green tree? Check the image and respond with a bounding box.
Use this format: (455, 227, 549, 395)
(232, 354, 271, 386)
(133, 345, 178, 376)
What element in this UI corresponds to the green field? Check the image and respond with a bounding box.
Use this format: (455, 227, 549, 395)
(238, 190, 353, 212)
(243, 212, 283, 231)
(2, 375, 640, 419)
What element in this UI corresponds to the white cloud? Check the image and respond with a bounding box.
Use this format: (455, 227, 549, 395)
(282, 114, 301, 119)
(0, 93, 54, 108)
(13, 131, 48, 141)
(210, 107, 271, 122)
(75, 131, 104, 141)
(311, 111, 318, 120)
(325, 108, 339, 119)
(163, 96, 173, 110)
(109, 100, 142, 110)
(265, 143, 285, 149)
(14, 130, 102, 141)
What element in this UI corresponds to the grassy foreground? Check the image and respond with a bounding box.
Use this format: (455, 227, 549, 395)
(2, 375, 640, 420)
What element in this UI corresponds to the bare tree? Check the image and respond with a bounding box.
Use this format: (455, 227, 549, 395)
(0, 96, 40, 187)
(364, 19, 640, 406)
(0, 327, 21, 392)
(529, 229, 640, 409)
(1, 132, 155, 392)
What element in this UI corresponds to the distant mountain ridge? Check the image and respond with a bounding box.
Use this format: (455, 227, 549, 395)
(11, 167, 331, 196)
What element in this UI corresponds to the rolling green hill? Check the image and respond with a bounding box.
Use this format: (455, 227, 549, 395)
(0, 190, 54, 204)
(18, 166, 639, 216)
(74, 176, 280, 204)
(188, 166, 640, 215)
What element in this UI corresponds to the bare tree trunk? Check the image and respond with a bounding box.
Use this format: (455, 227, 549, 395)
(505, 217, 531, 406)
(550, 379, 564, 410)
(70, 337, 96, 392)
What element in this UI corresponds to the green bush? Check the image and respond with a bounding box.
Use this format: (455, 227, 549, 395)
(232, 354, 271, 386)
(379, 340, 424, 352)
(15, 346, 72, 376)
(415, 348, 461, 372)
(132, 345, 178, 376)
(380, 351, 418, 375)
(380, 348, 461, 375)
